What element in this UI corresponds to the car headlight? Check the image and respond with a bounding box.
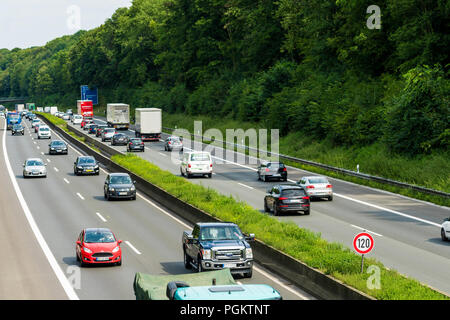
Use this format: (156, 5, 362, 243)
(77, 166, 83, 169)
(201, 249, 211, 260)
(82, 247, 92, 254)
(130, 186, 135, 191)
(112, 246, 120, 253)
(50, 148, 55, 150)
(109, 187, 115, 191)
(245, 248, 253, 259)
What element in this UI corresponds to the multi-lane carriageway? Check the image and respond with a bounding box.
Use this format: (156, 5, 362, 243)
(85, 116, 450, 295)
(0, 118, 315, 300)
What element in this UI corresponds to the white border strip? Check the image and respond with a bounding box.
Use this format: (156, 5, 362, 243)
(2, 119, 79, 300)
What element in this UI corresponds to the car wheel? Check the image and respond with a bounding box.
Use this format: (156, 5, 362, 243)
(244, 269, 253, 278)
(208, 173, 212, 178)
(180, 168, 184, 177)
(264, 199, 269, 213)
(273, 204, 279, 216)
(304, 209, 310, 216)
(441, 228, 448, 241)
(117, 257, 122, 266)
(76, 252, 80, 262)
(197, 257, 203, 273)
(328, 195, 333, 201)
(263, 175, 267, 182)
(183, 249, 191, 269)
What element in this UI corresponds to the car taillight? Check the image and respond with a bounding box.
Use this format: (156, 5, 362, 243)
(265, 168, 270, 172)
(279, 197, 288, 200)
(141, 142, 144, 145)
(306, 185, 315, 189)
(188, 164, 191, 168)
(302, 196, 310, 200)
(210, 164, 212, 167)
(168, 141, 172, 144)
(326, 184, 333, 188)
(283, 168, 287, 171)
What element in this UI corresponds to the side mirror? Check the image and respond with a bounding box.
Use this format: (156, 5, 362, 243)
(187, 234, 195, 244)
(245, 233, 255, 241)
(76, 241, 81, 245)
(133, 181, 136, 184)
(118, 240, 123, 244)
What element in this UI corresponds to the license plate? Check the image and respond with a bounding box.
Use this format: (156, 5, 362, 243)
(119, 192, 127, 195)
(57, 150, 61, 152)
(96, 257, 109, 261)
(85, 170, 93, 172)
(222, 263, 235, 268)
(289, 199, 301, 203)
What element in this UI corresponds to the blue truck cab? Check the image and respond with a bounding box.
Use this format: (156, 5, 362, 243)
(7, 112, 21, 130)
(171, 283, 282, 300)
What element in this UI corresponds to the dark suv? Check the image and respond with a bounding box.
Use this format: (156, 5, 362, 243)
(104, 173, 136, 200)
(49, 140, 68, 155)
(264, 184, 310, 216)
(74, 156, 100, 176)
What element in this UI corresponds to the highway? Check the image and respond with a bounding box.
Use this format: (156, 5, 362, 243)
(0, 117, 314, 300)
(84, 116, 450, 295)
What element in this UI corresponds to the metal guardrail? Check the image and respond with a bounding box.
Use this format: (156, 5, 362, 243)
(163, 126, 450, 199)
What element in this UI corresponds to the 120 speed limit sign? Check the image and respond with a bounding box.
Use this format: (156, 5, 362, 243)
(353, 232, 374, 255)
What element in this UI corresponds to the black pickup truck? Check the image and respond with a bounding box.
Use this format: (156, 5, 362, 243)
(182, 222, 255, 278)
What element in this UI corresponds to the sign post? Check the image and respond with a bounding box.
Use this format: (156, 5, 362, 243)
(353, 232, 374, 273)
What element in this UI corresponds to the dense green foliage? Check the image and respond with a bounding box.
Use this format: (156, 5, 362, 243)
(0, 0, 449, 157)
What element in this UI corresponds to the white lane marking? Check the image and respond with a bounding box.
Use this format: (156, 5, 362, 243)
(1, 119, 79, 300)
(64, 178, 70, 184)
(238, 182, 254, 190)
(76, 193, 85, 200)
(33, 141, 36, 144)
(96, 212, 107, 222)
(47, 159, 51, 163)
(350, 224, 383, 237)
(54, 167, 59, 172)
(36, 146, 40, 150)
(158, 152, 167, 157)
(40, 152, 44, 155)
(336, 193, 441, 228)
(125, 241, 141, 255)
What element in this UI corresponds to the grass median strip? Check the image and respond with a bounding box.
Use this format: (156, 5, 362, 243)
(37, 111, 449, 300)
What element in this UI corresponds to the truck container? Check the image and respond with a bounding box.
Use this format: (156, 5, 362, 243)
(6, 112, 21, 130)
(44, 106, 51, 113)
(15, 104, 25, 112)
(37, 107, 43, 112)
(50, 106, 58, 115)
(135, 108, 162, 141)
(106, 103, 130, 130)
(77, 100, 94, 119)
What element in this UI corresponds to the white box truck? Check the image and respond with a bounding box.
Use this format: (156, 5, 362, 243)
(135, 108, 162, 141)
(107, 103, 130, 130)
(50, 106, 58, 115)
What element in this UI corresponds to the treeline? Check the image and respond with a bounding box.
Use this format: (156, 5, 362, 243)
(0, 0, 449, 155)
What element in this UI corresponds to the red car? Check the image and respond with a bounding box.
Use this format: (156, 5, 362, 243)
(76, 228, 122, 266)
(80, 118, 93, 129)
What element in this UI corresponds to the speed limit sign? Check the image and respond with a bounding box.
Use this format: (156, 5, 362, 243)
(353, 232, 374, 273)
(353, 232, 374, 254)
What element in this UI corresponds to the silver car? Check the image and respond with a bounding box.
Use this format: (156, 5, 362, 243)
(23, 158, 47, 178)
(164, 136, 183, 151)
(297, 176, 333, 201)
(101, 128, 117, 142)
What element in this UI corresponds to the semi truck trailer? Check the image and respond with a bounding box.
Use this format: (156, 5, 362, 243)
(135, 108, 162, 141)
(106, 103, 130, 130)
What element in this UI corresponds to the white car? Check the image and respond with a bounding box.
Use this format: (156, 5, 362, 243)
(441, 218, 450, 241)
(72, 115, 83, 125)
(23, 158, 47, 178)
(180, 151, 213, 178)
(297, 176, 333, 201)
(37, 125, 51, 139)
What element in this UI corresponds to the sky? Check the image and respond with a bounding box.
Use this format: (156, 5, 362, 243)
(0, 0, 133, 50)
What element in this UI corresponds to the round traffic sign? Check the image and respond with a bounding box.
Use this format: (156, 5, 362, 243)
(353, 232, 374, 254)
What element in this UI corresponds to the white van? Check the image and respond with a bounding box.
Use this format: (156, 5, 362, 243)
(180, 151, 213, 178)
(72, 114, 83, 125)
(37, 125, 51, 139)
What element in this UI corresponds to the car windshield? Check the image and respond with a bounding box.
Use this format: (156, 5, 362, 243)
(308, 177, 328, 184)
(26, 160, 44, 166)
(78, 157, 95, 165)
(84, 230, 115, 243)
(170, 137, 181, 142)
(110, 175, 132, 184)
(74, 115, 82, 119)
(190, 153, 210, 161)
(39, 127, 49, 131)
(105, 129, 115, 133)
(51, 141, 65, 146)
(13, 125, 22, 129)
(267, 163, 284, 169)
(115, 134, 126, 138)
(9, 114, 19, 119)
(199, 226, 243, 241)
(130, 139, 142, 143)
(281, 189, 306, 197)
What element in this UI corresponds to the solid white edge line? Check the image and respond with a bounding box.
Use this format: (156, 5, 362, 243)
(238, 182, 254, 190)
(2, 119, 79, 300)
(125, 241, 141, 255)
